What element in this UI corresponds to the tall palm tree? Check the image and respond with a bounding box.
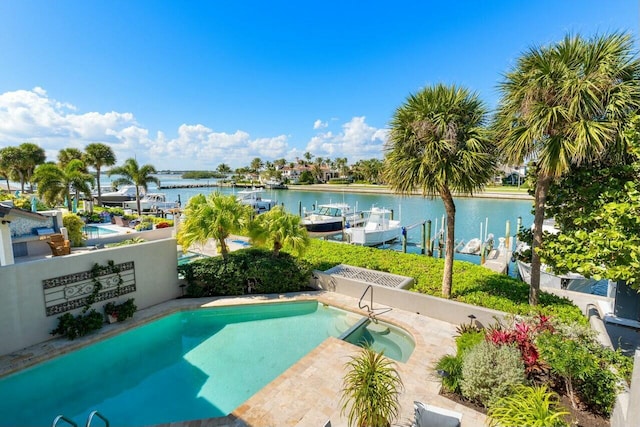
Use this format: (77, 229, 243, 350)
(18, 142, 46, 193)
(493, 33, 640, 305)
(84, 143, 116, 207)
(248, 206, 310, 257)
(32, 160, 94, 210)
(384, 84, 496, 298)
(108, 158, 159, 215)
(0, 147, 16, 191)
(177, 192, 252, 259)
(57, 148, 84, 169)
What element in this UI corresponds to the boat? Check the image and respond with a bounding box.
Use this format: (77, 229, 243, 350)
(95, 185, 141, 207)
(302, 203, 365, 232)
(515, 260, 610, 296)
(264, 179, 288, 190)
(122, 193, 179, 212)
(236, 188, 276, 213)
(344, 207, 402, 246)
(457, 233, 494, 255)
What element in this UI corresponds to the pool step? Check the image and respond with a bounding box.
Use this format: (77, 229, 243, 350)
(366, 322, 390, 335)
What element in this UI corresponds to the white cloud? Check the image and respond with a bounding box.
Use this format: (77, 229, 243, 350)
(313, 119, 328, 130)
(305, 116, 388, 162)
(0, 88, 387, 170)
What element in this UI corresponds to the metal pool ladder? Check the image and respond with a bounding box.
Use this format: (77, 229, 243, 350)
(358, 284, 392, 320)
(52, 410, 109, 427)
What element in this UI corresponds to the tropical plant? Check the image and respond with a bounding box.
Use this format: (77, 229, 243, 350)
(340, 347, 403, 427)
(50, 310, 104, 340)
(177, 192, 252, 260)
(103, 298, 137, 322)
(460, 341, 526, 406)
(18, 142, 46, 193)
(84, 143, 116, 207)
(0, 147, 13, 190)
(384, 84, 496, 298)
(57, 148, 84, 169)
(178, 247, 312, 296)
(32, 160, 94, 210)
(108, 158, 159, 215)
(248, 206, 309, 257)
(487, 385, 569, 427)
(63, 213, 86, 247)
(493, 33, 640, 305)
(435, 354, 464, 394)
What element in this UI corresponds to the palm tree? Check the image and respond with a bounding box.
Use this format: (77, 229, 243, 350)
(248, 206, 309, 257)
(0, 147, 16, 190)
(493, 33, 640, 305)
(384, 84, 496, 298)
(32, 160, 94, 210)
(57, 148, 84, 169)
(216, 163, 232, 174)
(250, 157, 264, 173)
(84, 143, 116, 207)
(18, 142, 46, 193)
(177, 192, 252, 259)
(108, 158, 159, 215)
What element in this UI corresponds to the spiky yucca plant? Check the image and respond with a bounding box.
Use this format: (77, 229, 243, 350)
(340, 347, 403, 427)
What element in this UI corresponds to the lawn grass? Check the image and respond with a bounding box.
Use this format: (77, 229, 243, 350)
(298, 240, 585, 324)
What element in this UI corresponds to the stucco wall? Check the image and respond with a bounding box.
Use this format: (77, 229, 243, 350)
(0, 238, 181, 355)
(311, 270, 507, 327)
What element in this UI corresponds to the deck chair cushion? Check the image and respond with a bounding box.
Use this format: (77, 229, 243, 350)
(413, 401, 462, 427)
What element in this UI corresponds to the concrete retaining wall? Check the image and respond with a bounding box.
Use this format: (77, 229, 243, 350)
(0, 238, 181, 355)
(311, 270, 506, 328)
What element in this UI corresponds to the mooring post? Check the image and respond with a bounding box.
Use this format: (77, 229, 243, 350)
(390, 209, 394, 221)
(421, 222, 426, 255)
(402, 227, 407, 253)
(516, 216, 522, 248)
(505, 220, 511, 250)
(426, 220, 432, 256)
(298, 201, 302, 217)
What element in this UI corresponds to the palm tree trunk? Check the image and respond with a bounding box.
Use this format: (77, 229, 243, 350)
(273, 241, 282, 257)
(441, 186, 456, 298)
(219, 238, 229, 260)
(136, 187, 142, 216)
(530, 172, 552, 306)
(95, 166, 102, 207)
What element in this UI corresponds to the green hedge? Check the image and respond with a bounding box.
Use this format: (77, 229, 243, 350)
(178, 248, 312, 297)
(298, 240, 585, 324)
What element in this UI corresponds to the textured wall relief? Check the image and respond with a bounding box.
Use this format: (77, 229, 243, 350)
(42, 261, 136, 316)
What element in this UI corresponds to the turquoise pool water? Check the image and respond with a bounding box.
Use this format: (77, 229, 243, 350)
(0, 301, 414, 427)
(83, 225, 118, 238)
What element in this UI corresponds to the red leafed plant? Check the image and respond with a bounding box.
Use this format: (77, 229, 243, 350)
(486, 314, 551, 376)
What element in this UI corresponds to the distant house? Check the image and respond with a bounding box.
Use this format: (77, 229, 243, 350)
(279, 165, 338, 183)
(497, 165, 527, 186)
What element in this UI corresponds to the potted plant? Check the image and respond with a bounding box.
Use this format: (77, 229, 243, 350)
(341, 347, 403, 427)
(104, 298, 137, 323)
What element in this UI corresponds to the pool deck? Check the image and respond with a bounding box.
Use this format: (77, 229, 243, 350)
(0, 292, 487, 427)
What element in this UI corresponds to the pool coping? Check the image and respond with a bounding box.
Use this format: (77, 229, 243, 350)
(0, 292, 487, 426)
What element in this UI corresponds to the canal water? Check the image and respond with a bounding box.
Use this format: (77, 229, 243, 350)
(116, 174, 534, 262)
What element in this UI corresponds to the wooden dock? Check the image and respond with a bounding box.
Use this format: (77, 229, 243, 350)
(482, 247, 511, 274)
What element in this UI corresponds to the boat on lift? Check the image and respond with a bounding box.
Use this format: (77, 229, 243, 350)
(95, 185, 141, 207)
(122, 193, 179, 212)
(344, 207, 402, 246)
(236, 188, 276, 213)
(302, 203, 364, 232)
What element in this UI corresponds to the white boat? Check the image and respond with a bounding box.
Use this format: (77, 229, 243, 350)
(302, 203, 365, 232)
(122, 193, 178, 212)
(264, 179, 288, 190)
(95, 185, 141, 206)
(457, 233, 494, 255)
(344, 207, 402, 246)
(516, 260, 610, 296)
(236, 189, 275, 213)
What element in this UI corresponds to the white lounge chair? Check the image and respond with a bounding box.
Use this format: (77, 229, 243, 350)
(413, 401, 462, 427)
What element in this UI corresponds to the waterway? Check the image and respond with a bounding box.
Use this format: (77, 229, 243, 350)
(104, 174, 534, 266)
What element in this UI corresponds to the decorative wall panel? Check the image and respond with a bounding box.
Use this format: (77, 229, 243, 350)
(42, 261, 136, 316)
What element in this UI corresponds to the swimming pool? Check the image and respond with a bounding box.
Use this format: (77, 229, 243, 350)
(83, 225, 119, 238)
(0, 301, 414, 427)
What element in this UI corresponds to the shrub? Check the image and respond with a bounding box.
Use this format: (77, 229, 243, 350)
(455, 329, 484, 355)
(460, 341, 526, 406)
(435, 354, 464, 394)
(104, 298, 137, 322)
(63, 213, 85, 246)
(487, 385, 569, 427)
(178, 248, 312, 297)
(50, 310, 104, 340)
(155, 221, 171, 229)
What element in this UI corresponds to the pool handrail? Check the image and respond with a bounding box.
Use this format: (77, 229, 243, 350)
(51, 415, 78, 427)
(85, 410, 110, 427)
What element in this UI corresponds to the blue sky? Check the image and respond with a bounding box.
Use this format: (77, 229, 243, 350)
(0, 1, 637, 170)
